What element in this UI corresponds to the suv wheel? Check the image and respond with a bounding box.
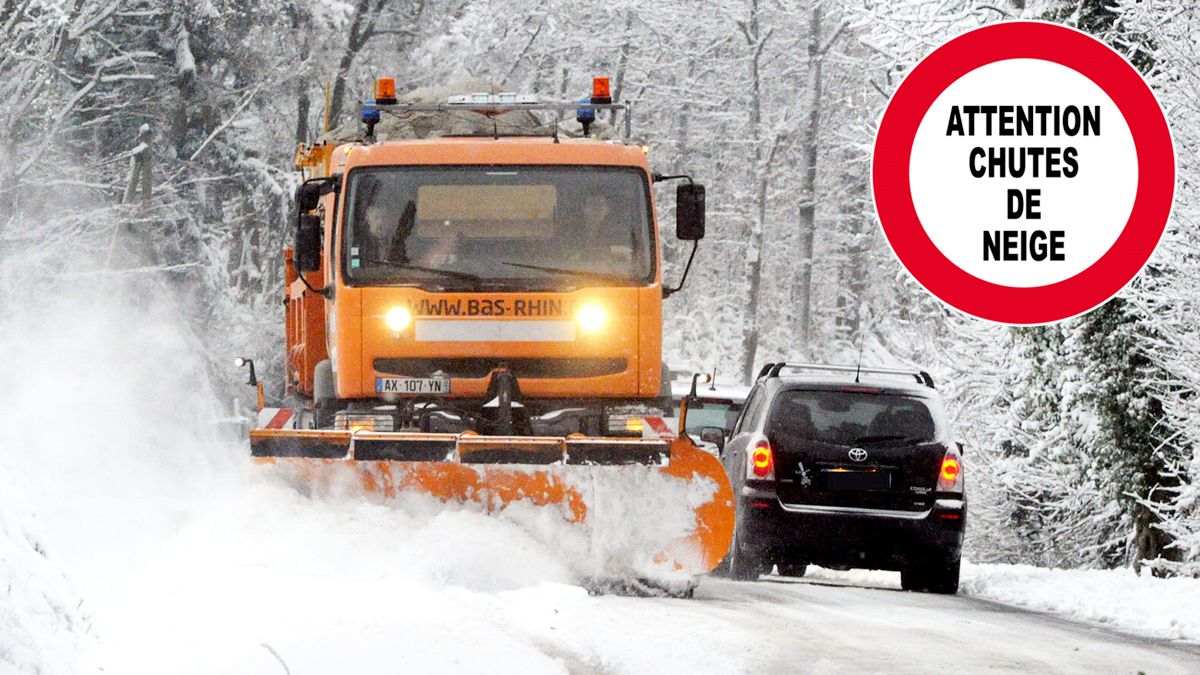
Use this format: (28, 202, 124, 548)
(777, 563, 808, 578)
(927, 556, 961, 594)
(728, 527, 766, 581)
(900, 567, 927, 592)
(902, 555, 960, 594)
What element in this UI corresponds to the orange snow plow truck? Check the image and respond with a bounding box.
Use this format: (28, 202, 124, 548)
(243, 77, 733, 586)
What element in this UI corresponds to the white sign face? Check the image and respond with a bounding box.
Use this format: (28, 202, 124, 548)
(908, 59, 1138, 288)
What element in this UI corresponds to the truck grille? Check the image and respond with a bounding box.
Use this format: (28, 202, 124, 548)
(373, 357, 627, 379)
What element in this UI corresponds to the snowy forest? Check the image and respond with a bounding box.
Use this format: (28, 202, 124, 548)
(3, 0, 1200, 601)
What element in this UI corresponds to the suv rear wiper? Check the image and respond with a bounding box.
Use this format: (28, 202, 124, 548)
(501, 261, 630, 284)
(362, 259, 482, 289)
(853, 434, 922, 445)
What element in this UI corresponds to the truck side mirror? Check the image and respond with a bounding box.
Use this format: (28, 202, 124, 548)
(676, 183, 705, 240)
(296, 214, 323, 272)
(297, 181, 325, 212)
(699, 426, 726, 451)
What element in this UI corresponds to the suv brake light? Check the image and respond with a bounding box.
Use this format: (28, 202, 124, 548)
(937, 449, 963, 493)
(749, 437, 775, 480)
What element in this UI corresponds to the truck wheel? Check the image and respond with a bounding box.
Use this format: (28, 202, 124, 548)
(314, 396, 346, 429)
(313, 360, 340, 429)
(777, 563, 808, 578)
(655, 360, 674, 413)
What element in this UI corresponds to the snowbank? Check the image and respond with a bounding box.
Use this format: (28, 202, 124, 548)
(0, 285, 244, 672)
(805, 562, 1200, 643)
(961, 562, 1200, 642)
(0, 460, 88, 674)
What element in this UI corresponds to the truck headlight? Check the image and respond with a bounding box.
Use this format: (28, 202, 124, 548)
(385, 307, 412, 332)
(577, 304, 607, 333)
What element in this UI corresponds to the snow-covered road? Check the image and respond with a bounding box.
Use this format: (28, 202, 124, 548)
(696, 574, 1200, 674)
(87, 558, 1200, 674)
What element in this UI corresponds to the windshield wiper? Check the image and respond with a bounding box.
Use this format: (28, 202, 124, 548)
(852, 434, 922, 446)
(361, 259, 482, 290)
(501, 261, 631, 284)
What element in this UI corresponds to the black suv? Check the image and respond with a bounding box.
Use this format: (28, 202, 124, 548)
(713, 363, 965, 593)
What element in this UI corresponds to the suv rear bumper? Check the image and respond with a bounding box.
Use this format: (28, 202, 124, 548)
(738, 485, 965, 571)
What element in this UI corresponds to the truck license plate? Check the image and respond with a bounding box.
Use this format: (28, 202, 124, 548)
(375, 377, 451, 395)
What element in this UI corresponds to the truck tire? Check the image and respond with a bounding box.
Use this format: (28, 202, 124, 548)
(313, 359, 340, 429)
(655, 361, 674, 412)
(313, 359, 335, 403)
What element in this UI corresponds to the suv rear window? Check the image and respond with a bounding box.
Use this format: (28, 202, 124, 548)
(767, 389, 940, 446)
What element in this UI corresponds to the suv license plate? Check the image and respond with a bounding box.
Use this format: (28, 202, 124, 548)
(376, 377, 451, 395)
(825, 470, 891, 491)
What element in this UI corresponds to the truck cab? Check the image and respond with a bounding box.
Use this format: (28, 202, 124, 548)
(284, 82, 704, 438)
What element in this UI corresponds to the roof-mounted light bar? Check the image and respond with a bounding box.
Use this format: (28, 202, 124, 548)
(757, 362, 936, 389)
(356, 76, 634, 141)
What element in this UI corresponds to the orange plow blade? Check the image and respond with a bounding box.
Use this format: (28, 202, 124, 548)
(251, 428, 735, 576)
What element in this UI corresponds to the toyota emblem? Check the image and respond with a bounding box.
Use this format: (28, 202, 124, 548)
(848, 447, 869, 462)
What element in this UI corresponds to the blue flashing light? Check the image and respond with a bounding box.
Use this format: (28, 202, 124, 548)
(575, 97, 596, 125)
(361, 104, 381, 125)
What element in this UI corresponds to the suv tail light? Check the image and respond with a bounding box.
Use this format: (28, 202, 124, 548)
(937, 448, 963, 493)
(748, 436, 775, 480)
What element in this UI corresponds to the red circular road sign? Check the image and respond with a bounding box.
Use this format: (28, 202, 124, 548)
(872, 21, 1174, 324)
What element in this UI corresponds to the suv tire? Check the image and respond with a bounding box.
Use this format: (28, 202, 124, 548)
(927, 556, 961, 594)
(728, 527, 767, 581)
(900, 567, 927, 592)
(901, 556, 960, 594)
(777, 563, 808, 578)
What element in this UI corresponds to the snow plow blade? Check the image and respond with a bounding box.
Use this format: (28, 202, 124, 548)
(251, 428, 735, 575)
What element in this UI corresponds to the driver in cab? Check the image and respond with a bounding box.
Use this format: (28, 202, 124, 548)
(563, 192, 634, 275)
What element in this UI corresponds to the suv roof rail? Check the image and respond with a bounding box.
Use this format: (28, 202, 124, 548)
(760, 362, 935, 389)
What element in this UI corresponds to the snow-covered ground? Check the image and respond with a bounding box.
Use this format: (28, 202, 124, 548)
(961, 562, 1200, 642)
(0, 461, 89, 675)
(803, 562, 1200, 644)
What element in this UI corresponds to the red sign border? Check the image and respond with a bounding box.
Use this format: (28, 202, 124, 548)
(872, 21, 1175, 325)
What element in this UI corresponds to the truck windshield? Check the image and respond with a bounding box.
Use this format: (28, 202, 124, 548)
(343, 166, 654, 288)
